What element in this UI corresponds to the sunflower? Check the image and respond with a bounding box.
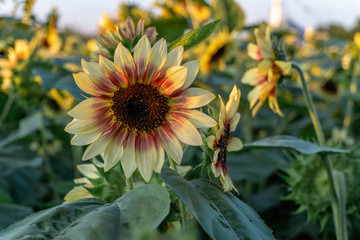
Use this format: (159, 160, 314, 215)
(206, 85, 243, 192)
(65, 36, 217, 182)
(241, 24, 291, 117)
(199, 31, 231, 73)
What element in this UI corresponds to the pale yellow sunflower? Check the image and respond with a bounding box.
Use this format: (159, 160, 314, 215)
(206, 85, 243, 192)
(242, 24, 291, 117)
(65, 36, 217, 182)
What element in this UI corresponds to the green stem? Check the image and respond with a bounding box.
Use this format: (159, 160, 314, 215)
(126, 177, 133, 191)
(292, 62, 347, 240)
(342, 73, 358, 134)
(0, 93, 15, 129)
(169, 157, 176, 171)
(180, 200, 187, 235)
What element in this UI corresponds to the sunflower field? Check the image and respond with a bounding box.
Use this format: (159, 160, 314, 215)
(0, 0, 359, 239)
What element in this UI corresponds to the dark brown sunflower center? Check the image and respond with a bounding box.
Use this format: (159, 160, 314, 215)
(111, 83, 170, 132)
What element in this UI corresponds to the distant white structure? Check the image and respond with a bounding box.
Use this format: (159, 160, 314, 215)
(269, 0, 283, 28)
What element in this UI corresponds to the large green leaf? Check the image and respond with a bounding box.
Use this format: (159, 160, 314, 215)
(211, 0, 245, 32)
(0, 184, 170, 240)
(167, 19, 220, 52)
(243, 135, 348, 155)
(159, 167, 275, 240)
(0, 111, 42, 148)
(0, 203, 33, 230)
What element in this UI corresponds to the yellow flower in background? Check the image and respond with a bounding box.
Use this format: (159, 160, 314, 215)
(64, 163, 99, 202)
(38, 27, 62, 57)
(342, 32, 360, 74)
(242, 24, 291, 117)
(206, 85, 243, 192)
(199, 31, 231, 73)
(98, 13, 117, 35)
(66, 36, 216, 182)
(48, 88, 75, 111)
(8, 39, 31, 68)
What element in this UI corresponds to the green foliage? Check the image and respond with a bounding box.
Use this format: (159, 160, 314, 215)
(159, 167, 275, 240)
(167, 19, 220, 52)
(0, 185, 170, 240)
(211, 0, 245, 32)
(243, 135, 348, 155)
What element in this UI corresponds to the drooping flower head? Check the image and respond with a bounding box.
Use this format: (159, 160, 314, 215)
(93, 17, 157, 61)
(206, 85, 243, 192)
(65, 36, 217, 182)
(242, 24, 291, 117)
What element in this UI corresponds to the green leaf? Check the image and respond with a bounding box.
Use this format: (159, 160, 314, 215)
(159, 167, 275, 240)
(167, 19, 220, 52)
(0, 203, 33, 230)
(243, 135, 348, 155)
(0, 111, 42, 148)
(0, 184, 170, 240)
(211, 0, 245, 32)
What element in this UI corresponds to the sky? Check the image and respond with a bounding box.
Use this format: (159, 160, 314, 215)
(0, 0, 359, 35)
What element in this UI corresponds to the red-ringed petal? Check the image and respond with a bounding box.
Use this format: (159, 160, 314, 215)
(175, 109, 217, 128)
(168, 113, 202, 146)
(178, 60, 199, 91)
(162, 46, 184, 72)
(144, 38, 167, 84)
(133, 35, 151, 80)
(206, 135, 216, 150)
(99, 55, 128, 87)
(67, 97, 111, 119)
(114, 42, 137, 84)
(81, 59, 116, 92)
(171, 88, 215, 109)
(73, 72, 109, 96)
(120, 131, 137, 178)
(155, 126, 183, 165)
(103, 142, 123, 172)
(227, 137, 243, 152)
(154, 141, 165, 173)
(160, 66, 187, 95)
(71, 131, 101, 146)
(65, 112, 112, 134)
(82, 132, 112, 160)
(274, 60, 291, 76)
(241, 68, 266, 86)
(135, 133, 157, 182)
(247, 43, 263, 61)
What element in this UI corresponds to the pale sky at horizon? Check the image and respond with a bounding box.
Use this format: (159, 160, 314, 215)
(0, 0, 359, 35)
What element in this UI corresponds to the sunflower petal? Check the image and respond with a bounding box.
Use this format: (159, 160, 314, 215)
(154, 142, 165, 173)
(114, 42, 137, 84)
(176, 109, 217, 128)
(120, 131, 137, 178)
(133, 36, 151, 80)
(163, 46, 183, 72)
(179, 60, 199, 90)
(160, 66, 187, 95)
(227, 137, 243, 152)
(67, 97, 110, 119)
(82, 133, 111, 160)
(71, 131, 101, 146)
(144, 39, 167, 83)
(171, 88, 215, 109)
(155, 126, 183, 165)
(135, 133, 157, 182)
(168, 113, 202, 146)
(99, 55, 128, 87)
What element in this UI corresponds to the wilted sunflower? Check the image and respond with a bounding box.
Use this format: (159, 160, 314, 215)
(206, 85, 243, 192)
(65, 36, 216, 182)
(242, 24, 291, 117)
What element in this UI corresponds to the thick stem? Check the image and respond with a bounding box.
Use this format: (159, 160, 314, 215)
(0, 93, 15, 129)
(292, 62, 347, 240)
(180, 200, 187, 235)
(126, 177, 133, 191)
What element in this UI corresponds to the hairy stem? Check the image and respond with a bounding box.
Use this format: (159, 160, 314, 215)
(292, 61, 347, 240)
